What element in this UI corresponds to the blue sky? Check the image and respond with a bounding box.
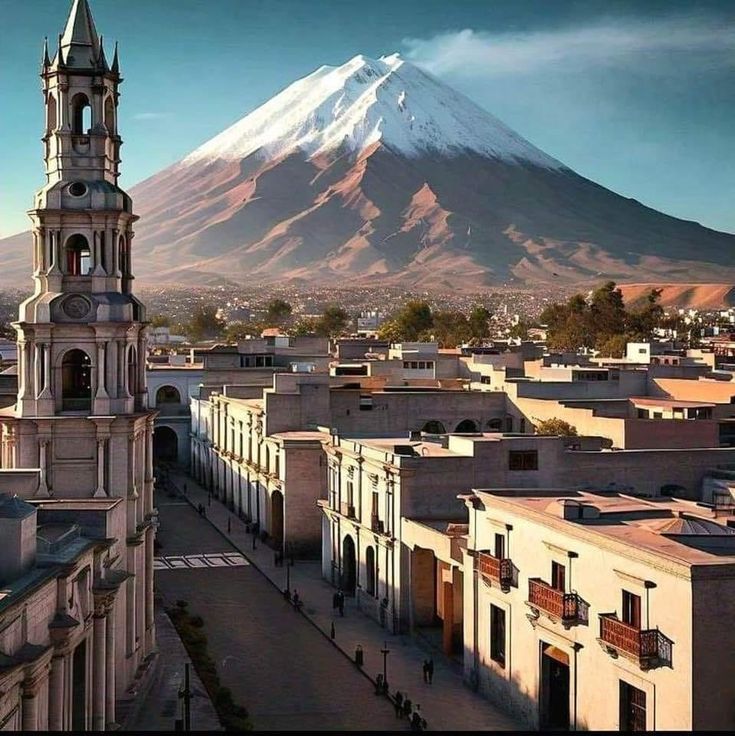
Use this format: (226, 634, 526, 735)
(0, 0, 733, 237)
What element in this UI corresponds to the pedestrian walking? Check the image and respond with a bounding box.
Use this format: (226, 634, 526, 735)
(227, 517, 232, 534)
(427, 658, 434, 684)
(393, 690, 404, 718)
(338, 590, 345, 617)
(402, 697, 412, 718)
(292, 590, 301, 610)
(332, 591, 339, 610)
(422, 659, 429, 683)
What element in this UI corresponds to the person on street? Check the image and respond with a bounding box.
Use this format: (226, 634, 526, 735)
(427, 658, 434, 684)
(422, 659, 429, 683)
(394, 690, 404, 718)
(338, 590, 345, 617)
(402, 697, 412, 718)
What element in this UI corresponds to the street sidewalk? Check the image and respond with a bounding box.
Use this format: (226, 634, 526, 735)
(166, 470, 520, 732)
(122, 606, 221, 731)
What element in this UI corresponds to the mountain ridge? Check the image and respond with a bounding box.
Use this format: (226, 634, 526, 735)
(1, 53, 734, 290)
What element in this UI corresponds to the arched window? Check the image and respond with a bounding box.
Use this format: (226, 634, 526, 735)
(486, 418, 503, 432)
(421, 420, 446, 434)
(118, 235, 128, 276)
(47, 93, 57, 133)
(127, 346, 137, 398)
(62, 349, 92, 411)
(366, 546, 376, 597)
(156, 385, 182, 405)
(455, 419, 479, 433)
(71, 93, 91, 134)
(65, 234, 91, 275)
(103, 96, 115, 133)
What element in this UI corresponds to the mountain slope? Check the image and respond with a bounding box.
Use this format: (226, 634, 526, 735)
(2, 53, 734, 289)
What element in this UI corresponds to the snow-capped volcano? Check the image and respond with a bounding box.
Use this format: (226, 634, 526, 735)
(184, 54, 563, 169)
(2, 53, 734, 289)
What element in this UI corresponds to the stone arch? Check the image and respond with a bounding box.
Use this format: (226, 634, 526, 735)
(153, 426, 178, 463)
(103, 95, 115, 133)
(270, 489, 284, 551)
(455, 419, 479, 433)
(127, 345, 138, 398)
(71, 92, 91, 134)
(341, 535, 356, 596)
(155, 385, 182, 406)
(64, 234, 91, 276)
(47, 92, 57, 132)
(421, 420, 446, 434)
(61, 348, 92, 411)
(365, 545, 376, 597)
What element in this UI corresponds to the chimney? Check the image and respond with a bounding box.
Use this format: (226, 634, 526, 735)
(0, 494, 37, 585)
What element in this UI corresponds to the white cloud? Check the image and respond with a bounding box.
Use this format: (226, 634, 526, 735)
(402, 16, 735, 78)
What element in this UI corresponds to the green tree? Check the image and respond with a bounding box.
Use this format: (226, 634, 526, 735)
(316, 305, 350, 337)
(535, 418, 578, 437)
(376, 319, 404, 342)
(468, 305, 492, 340)
(185, 305, 225, 341)
(265, 298, 292, 325)
(396, 300, 434, 341)
(626, 289, 664, 340)
(508, 321, 531, 340)
(428, 310, 471, 347)
(596, 333, 628, 358)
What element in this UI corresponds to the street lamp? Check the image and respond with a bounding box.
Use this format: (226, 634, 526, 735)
(284, 556, 294, 600)
(380, 641, 390, 694)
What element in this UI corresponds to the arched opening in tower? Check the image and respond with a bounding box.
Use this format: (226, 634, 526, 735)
(65, 234, 91, 276)
(61, 349, 92, 412)
(71, 93, 92, 135)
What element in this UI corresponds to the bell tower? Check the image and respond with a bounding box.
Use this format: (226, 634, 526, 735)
(1, 0, 157, 690)
(18, 0, 145, 419)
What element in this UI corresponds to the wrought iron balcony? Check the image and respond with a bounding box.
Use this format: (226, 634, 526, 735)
(598, 614, 673, 670)
(476, 551, 513, 592)
(339, 502, 356, 519)
(371, 514, 385, 534)
(528, 578, 587, 627)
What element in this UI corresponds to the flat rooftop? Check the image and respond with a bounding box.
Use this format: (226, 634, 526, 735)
(475, 489, 735, 567)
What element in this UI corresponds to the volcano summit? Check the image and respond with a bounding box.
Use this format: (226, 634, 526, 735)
(3, 54, 734, 289)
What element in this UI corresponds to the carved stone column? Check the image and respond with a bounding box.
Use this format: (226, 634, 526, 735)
(21, 678, 40, 731)
(105, 604, 116, 726)
(94, 439, 107, 498)
(92, 600, 108, 731)
(95, 342, 108, 399)
(36, 439, 51, 498)
(48, 652, 66, 731)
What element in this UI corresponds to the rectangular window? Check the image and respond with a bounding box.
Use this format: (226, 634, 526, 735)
(494, 533, 505, 560)
(508, 450, 538, 471)
(622, 590, 641, 629)
(490, 605, 506, 667)
(551, 561, 566, 591)
(619, 681, 647, 731)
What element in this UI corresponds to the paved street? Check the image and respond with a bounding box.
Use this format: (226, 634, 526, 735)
(162, 471, 522, 732)
(154, 493, 402, 731)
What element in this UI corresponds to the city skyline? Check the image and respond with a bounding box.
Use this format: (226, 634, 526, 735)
(0, 0, 733, 238)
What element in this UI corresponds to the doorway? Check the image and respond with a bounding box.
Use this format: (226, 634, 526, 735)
(72, 639, 87, 731)
(540, 642, 570, 730)
(341, 535, 356, 595)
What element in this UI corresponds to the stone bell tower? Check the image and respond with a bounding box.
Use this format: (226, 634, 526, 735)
(0, 0, 157, 704)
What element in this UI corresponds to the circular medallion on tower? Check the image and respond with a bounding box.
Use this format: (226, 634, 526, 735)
(62, 295, 92, 320)
(67, 182, 88, 197)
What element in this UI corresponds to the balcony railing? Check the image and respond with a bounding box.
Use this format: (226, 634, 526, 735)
(599, 614, 673, 669)
(339, 502, 356, 519)
(528, 578, 587, 626)
(476, 551, 513, 592)
(371, 514, 384, 534)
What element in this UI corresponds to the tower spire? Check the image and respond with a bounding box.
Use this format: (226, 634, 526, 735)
(41, 37, 51, 69)
(59, 0, 101, 68)
(111, 41, 120, 75)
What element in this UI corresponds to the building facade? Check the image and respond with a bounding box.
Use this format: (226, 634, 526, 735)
(0, 1, 156, 730)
